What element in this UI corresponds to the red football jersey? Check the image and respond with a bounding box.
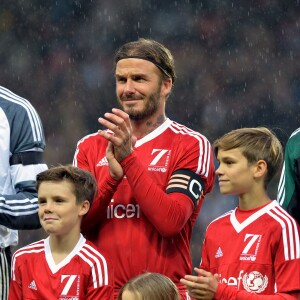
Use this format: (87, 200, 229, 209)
(9, 235, 114, 300)
(73, 119, 215, 297)
(200, 200, 300, 298)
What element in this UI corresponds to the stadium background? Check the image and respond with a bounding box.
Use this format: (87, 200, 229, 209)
(1, 0, 299, 268)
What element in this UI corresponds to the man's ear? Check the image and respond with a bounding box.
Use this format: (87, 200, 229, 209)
(253, 160, 267, 179)
(161, 78, 172, 98)
(79, 200, 90, 216)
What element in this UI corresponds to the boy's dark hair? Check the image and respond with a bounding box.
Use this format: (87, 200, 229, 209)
(114, 38, 176, 85)
(213, 127, 283, 185)
(36, 165, 97, 205)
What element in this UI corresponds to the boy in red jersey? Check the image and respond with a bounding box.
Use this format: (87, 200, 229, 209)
(9, 165, 114, 300)
(181, 127, 300, 299)
(73, 38, 215, 299)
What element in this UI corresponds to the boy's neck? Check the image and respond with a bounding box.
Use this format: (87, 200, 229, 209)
(238, 192, 271, 210)
(49, 232, 81, 265)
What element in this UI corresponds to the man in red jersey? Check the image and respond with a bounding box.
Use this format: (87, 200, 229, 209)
(73, 38, 215, 299)
(181, 127, 300, 299)
(9, 165, 114, 300)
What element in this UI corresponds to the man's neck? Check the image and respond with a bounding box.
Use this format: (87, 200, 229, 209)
(132, 114, 167, 138)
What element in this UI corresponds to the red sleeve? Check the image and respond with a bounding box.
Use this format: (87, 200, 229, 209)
(215, 284, 299, 300)
(8, 259, 22, 300)
(74, 138, 121, 233)
(273, 220, 300, 293)
(8, 281, 22, 300)
(86, 285, 114, 300)
(120, 153, 195, 237)
(81, 174, 120, 233)
(8, 281, 21, 300)
(73, 138, 93, 172)
(199, 236, 210, 271)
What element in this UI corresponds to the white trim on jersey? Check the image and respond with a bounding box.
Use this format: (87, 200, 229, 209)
(208, 210, 233, 227)
(169, 121, 211, 176)
(45, 235, 85, 274)
(135, 119, 170, 147)
(132, 118, 213, 177)
(73, 133, 99, 166)
(11, 235, 110, 290)
(228, 201, 299, 261)
(230, 202, 276, 233)
(78, 245, 109, 288)
(77, 252, 99, 288)
(73, 119, 213, 179)
(0, 165, 46, 218)
(277, 162, 286, 206)
(82, 243, 109, 286)
(11, 241, 44, 280)
(0, 248, 10, 300)
(0, 198, 38, 216)
(0, 86, 43, 142)
(267, 205, 300, 260)
(290, 127, 300, 138)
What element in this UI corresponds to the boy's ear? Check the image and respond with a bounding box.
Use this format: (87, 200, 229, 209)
(253, 160, 267, 179)
(79, 200, 90, 216)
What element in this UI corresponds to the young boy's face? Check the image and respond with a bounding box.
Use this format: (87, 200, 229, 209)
(38, 180, 88, 236)
(216, 148, 256, 195)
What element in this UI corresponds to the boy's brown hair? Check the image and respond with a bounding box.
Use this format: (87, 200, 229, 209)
(118, 272, 180, 300)
(213, 127, 283, 185)
(36, 165, 97, 205)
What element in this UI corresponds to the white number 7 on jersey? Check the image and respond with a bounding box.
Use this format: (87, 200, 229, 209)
(61, 275, 78, 295)
(242, 234, 261, 254)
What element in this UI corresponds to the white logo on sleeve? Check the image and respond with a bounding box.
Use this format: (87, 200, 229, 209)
(242, 271, 268, 293)
(97, 157, 108, 167)
(215, 247, 223, 258)
(28, 280, 37, 290)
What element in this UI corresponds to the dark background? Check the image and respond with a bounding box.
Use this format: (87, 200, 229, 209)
(2, 0, 299, 268)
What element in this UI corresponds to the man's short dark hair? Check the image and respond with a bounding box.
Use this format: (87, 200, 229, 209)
(114, 38, 176, 84)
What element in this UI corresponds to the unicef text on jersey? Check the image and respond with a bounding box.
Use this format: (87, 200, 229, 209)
(107, 201, 140, 219)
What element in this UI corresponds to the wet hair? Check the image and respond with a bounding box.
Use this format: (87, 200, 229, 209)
(118, 272, 180, 300)
(114, 38, 176, 85)
(213, 127, 283, 185)
(36, 165, 97, 205)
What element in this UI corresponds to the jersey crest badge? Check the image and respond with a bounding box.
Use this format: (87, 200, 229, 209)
(242, 271, 268, 293)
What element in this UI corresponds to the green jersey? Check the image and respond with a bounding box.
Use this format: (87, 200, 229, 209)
(278, 127, 300, 224)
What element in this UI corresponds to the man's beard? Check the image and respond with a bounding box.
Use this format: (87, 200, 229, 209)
(118, 86, 162, 121)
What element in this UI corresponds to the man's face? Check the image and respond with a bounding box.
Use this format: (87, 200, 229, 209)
(115, 58, 171, 121)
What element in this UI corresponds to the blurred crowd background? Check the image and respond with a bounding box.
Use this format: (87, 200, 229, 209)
(1, 0, 299, 268)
